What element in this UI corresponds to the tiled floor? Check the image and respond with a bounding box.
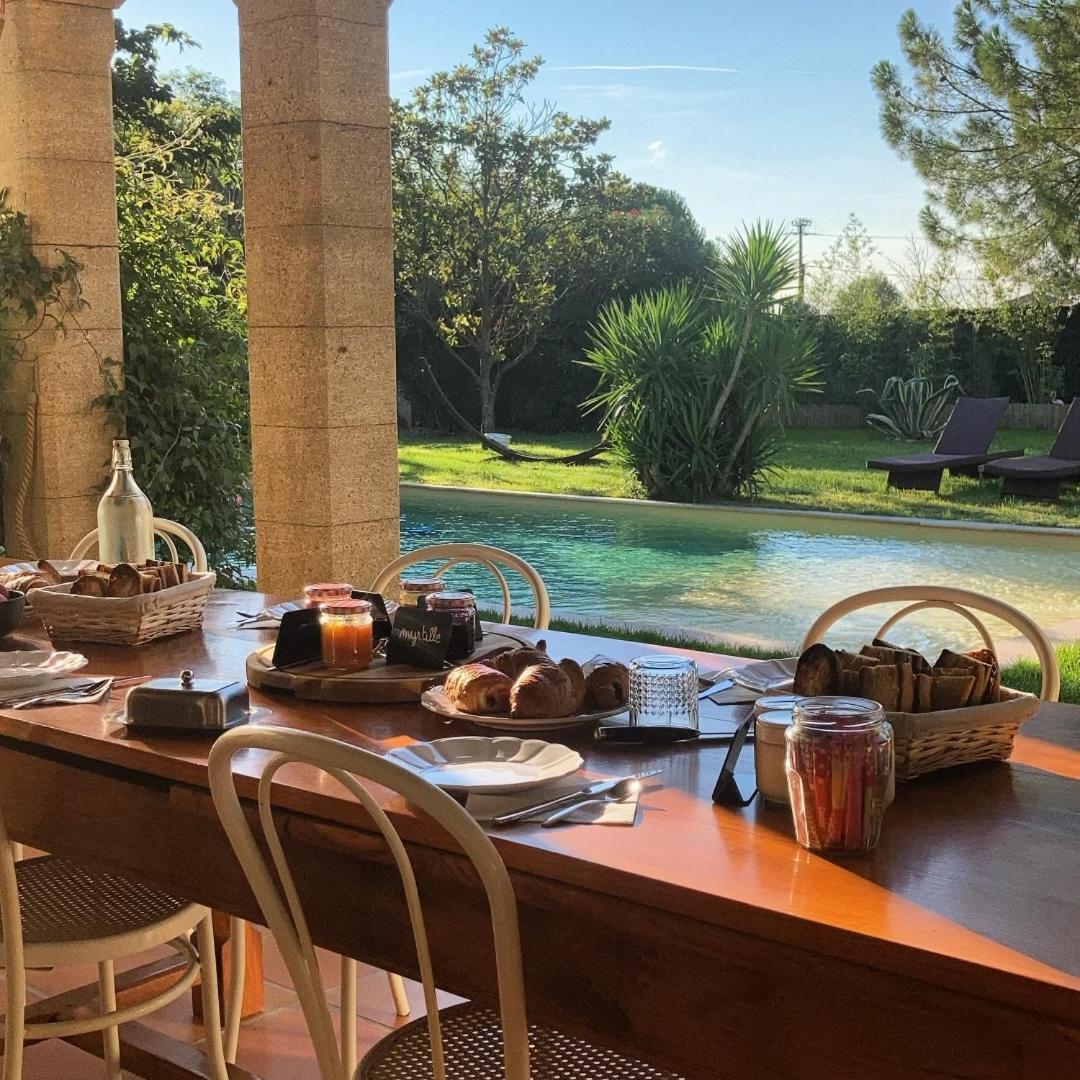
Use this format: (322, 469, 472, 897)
(8, 929, 460, 1078)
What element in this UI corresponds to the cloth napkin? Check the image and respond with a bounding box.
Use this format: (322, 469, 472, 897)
(466, 774, 640, 827)
(0, 677, 112, 710)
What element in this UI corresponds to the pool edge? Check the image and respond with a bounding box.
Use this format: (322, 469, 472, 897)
(400, 482, 1080, 540)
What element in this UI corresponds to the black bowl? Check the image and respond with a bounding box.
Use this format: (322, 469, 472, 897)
(0, 590, 27, 638)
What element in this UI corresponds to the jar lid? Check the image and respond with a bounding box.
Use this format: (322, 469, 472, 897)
(755, 708, 794, 745)
(427, 591, 476, 609)
(753, 692, 804, 716)
(401, 578, 446, 593)
(321, 598, 372, 615)
(794, 695, 884, 730)
(304, 582, 353, 600)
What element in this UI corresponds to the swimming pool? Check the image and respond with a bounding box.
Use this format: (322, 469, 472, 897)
(400, 485, 1080, 654)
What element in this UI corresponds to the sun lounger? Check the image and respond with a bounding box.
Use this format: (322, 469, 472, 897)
(985, 397, 1080, 500)
(867, 396, 1021, 493)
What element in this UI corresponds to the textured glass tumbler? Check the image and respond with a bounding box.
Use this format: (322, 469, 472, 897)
(629, 655, 700, 730)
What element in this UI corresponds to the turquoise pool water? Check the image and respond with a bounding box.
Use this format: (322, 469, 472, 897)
(400, 486, 1080, 654)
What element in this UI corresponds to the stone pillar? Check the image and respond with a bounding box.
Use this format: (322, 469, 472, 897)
(239, 0, 399, 595)
(0, 0, 122, 558)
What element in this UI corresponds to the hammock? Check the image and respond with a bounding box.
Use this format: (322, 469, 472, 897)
(420, 358, 608, 466)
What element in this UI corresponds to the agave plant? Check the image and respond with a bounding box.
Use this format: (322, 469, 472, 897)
(859, 373, 962, 441)
(582, 222, 820, 502)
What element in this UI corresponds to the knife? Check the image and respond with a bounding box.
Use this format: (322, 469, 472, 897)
(489, 769, 663, 828)
(698, 677, 735, 700)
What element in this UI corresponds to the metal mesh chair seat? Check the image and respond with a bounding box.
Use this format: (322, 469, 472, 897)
(0, 856, 196, 957)
(357, 1002, 684, 1079)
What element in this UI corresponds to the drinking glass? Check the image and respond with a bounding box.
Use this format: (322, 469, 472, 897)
(629, 655, 700, 730)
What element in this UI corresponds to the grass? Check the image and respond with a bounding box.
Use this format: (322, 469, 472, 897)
(490, 611, 1080, 704)
(399, 427, 1080, 528)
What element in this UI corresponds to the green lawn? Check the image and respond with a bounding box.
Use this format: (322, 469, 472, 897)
(400, 427, 1080, 528)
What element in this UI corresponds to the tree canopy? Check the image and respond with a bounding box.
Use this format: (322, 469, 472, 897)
(873, 1, 1080, 294)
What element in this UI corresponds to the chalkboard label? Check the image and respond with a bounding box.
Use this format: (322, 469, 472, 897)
(272, 607, 323, 669)
(387, 607, 454, 669)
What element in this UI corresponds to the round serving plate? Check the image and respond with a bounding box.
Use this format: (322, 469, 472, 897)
(0, 650, 88, 690)
(420, 686, 626, 732)
(385, 736, 583, 794)
(0, 560, 90, 611)
(245, 630, 533, 704)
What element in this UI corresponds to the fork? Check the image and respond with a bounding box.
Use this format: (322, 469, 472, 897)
(540, 775, 652, 828)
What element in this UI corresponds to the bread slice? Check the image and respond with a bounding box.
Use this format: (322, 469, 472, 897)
(72, 572, 109, 597)
(858, 664, 900, 711)
(794, 643, 840, 696)
(915, 673, 934, 713)
(107, 564, 144, 598)
(931, 674, 976, 711)
(896, 661, 915, 713)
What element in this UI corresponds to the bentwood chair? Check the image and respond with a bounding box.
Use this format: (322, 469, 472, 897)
(801, 585, 1060, 701)
(0, 812, 229, 1079)
(372, 543, 551, 630)
(209, 726, 681, 1079)
(70, 517, 209, 573)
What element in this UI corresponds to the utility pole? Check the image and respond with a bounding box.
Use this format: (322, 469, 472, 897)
(792, 218, 812, 301)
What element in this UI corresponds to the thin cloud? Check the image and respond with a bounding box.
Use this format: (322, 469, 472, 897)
(647, 139, 669, 162)
(554, 64, 740, 74)
(391, 68, 428, 82)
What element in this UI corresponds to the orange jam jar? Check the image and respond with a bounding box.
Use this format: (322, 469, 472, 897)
(319, 598, 374, 672)
(304, 582, 354, 607)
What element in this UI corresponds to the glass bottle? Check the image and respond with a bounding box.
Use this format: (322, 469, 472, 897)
(785, 697, 894, 854)
(97, 440, 154, 564)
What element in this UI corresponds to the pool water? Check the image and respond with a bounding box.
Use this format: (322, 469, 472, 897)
(400, 486, 1080, 655)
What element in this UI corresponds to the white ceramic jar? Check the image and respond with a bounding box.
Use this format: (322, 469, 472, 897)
(754, 707, 795, 804)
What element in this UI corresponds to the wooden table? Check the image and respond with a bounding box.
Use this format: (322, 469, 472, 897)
(1, 590, 1078, 1079)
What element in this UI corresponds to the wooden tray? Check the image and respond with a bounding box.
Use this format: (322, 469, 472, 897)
(246, 630, 530, 704)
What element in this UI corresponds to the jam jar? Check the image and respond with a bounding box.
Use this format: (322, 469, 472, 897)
(398, 578, 446, 608)
(304, 582, 353, 607)
(785, 696, 894, 854)
(319, 598, 374, 672)
(426, 591, 477, 661)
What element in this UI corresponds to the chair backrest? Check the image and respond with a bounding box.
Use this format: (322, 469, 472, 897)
(934, 396, 1010, 456)
(0, 800, 29, 1079)
(1050, 397, 1080, 461)
(800, 584, 1060, 701)
(70, 518, 209, 573)
(208, 727, 531, 1080)
(371, 543, 551, 629)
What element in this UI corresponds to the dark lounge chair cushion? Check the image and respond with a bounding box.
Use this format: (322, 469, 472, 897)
(868, 449, 1018, 472)
(985, 455, 1080, 480)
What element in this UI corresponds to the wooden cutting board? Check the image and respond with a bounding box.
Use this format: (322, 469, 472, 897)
(245, 629, 530, 703)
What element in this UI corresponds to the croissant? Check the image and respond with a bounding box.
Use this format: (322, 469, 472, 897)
(491, 644, 551, 680)
(582, 656, 630, 710)
(443, 664, 513, 715)
(558, 658, 587, 714)
(510, 663, 576, 719)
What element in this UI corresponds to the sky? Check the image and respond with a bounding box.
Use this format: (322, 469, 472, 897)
(118, 0, 961, 283)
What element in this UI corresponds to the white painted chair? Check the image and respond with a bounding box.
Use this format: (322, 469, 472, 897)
(0, 815, 229, 1079)
(208, 726, 680, 1080)
(800, 585, 1060, 701)
(70, 517, 209, 573)
(371, 544, 551, 629)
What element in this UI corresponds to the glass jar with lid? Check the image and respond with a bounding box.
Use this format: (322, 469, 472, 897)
(319, 598, 374, 672)
(785, 696, 894, 853)
(426, 591, 477, 660)
(754, 707, 795, 804)
(304, 582, 354, 607)
(398, 578, 446, 608)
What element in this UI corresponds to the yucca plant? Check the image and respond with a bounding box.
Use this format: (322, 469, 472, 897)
(859, 373, 961, 441)
(583, 221, 820, 502)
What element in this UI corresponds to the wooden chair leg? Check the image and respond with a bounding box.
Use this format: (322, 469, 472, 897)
(97, 960, 122, 1080)
(387, 973, 411, 1018)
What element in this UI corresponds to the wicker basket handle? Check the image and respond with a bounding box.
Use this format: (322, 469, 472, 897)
(801, 586, 1059, 702)
(875, 601, 996, 657)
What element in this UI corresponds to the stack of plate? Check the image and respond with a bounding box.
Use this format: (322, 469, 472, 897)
(0, 650, 89, 698)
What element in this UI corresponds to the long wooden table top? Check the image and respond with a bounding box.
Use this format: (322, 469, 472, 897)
(2, 590, 1078, 1032)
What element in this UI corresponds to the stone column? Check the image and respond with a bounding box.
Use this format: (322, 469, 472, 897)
(0, 0, 122, 558)
(239, 0, 399, 595)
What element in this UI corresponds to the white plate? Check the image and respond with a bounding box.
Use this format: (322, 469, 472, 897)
(385, 736, 583, 794)
(421, 687, 625, 732)
(0, 560, 89, 584)
(0, 651, 88, 690)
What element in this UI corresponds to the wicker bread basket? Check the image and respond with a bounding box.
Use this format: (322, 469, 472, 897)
(801, 586, 1057, 782)
(887, 688, 1039, 780)
(32, 572, 216, 647)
